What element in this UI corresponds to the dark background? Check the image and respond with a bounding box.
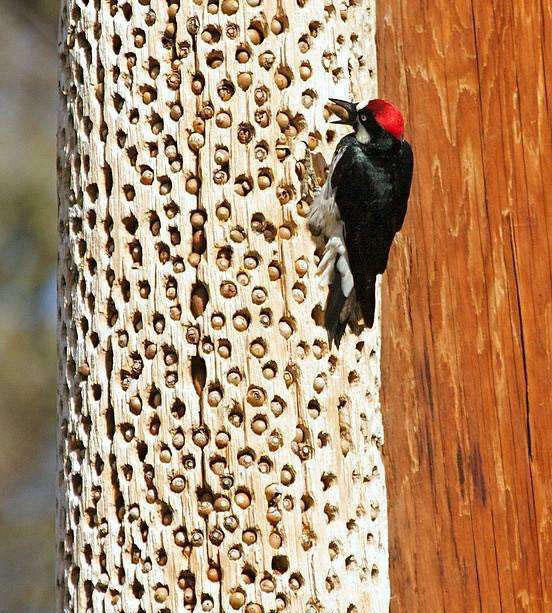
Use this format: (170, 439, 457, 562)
(0, 1, 58, 610)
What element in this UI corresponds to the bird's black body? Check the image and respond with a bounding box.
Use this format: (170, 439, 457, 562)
(319, 102, 413, 346)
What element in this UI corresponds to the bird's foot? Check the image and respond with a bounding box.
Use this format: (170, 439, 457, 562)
(316, 236, 343, 287)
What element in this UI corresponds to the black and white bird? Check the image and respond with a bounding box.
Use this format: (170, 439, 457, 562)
(308, 98, 413, 347)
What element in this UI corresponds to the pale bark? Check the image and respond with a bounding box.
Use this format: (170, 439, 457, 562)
(57, 1, 384, 612)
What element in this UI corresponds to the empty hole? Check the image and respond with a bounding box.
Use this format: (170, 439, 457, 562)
(272, 556, 289, 574)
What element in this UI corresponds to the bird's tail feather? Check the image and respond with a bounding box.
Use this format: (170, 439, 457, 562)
(324, 269, 348, 348)
(325, 273, 377, 346)
(357, 276, 376, 328)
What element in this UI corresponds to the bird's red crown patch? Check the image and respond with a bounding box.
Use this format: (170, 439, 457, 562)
(365, 99, 404, 140)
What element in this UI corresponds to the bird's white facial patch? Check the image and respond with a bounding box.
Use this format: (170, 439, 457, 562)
(356, 123, 371, 144)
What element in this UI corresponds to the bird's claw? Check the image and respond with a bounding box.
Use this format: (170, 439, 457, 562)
(316, 236, 343, 287)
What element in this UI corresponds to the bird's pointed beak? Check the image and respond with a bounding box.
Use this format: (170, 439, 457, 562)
(328, 98, 358, 125)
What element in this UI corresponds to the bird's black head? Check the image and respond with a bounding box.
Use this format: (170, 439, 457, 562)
(329, 98, 405, 146)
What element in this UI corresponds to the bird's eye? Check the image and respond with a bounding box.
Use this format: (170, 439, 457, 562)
(360, 114, 367, 121)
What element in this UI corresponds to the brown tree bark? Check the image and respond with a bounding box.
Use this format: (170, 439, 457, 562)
(378, 1, 552, 612)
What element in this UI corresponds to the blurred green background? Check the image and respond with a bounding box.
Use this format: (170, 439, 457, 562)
(0, 0, 58, 610)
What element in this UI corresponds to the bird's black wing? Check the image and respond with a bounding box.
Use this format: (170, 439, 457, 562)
(330, 142, 396, 327)
(321, 136, 366, 342)
(391, 140, 413, 232)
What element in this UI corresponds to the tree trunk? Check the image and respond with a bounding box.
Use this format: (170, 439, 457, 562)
(57, 2, 385, 613)
(378, 1, 552, 612)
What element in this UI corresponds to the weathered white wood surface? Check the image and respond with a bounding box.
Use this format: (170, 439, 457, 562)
(57, 1, 384, 612)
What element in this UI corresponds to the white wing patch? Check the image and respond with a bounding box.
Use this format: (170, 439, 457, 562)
(307, 147, 345, 235)
(308, 146, 354, 297)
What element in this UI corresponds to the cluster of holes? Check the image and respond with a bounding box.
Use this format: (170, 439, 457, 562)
(56, 0, 380, 612)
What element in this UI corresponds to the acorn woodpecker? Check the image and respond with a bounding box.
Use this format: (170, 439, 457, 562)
(308, 98, 413, 347)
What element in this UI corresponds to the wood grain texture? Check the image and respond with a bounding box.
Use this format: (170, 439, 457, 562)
(57, 1, 388, 612)
(377, 0, 552, 611)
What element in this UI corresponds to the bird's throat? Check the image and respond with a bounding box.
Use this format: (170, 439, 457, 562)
(356, 124, 371, 144)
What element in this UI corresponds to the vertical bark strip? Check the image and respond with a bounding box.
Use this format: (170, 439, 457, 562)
(57, 2, 386, 613)
(378, 1, 552, 612)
